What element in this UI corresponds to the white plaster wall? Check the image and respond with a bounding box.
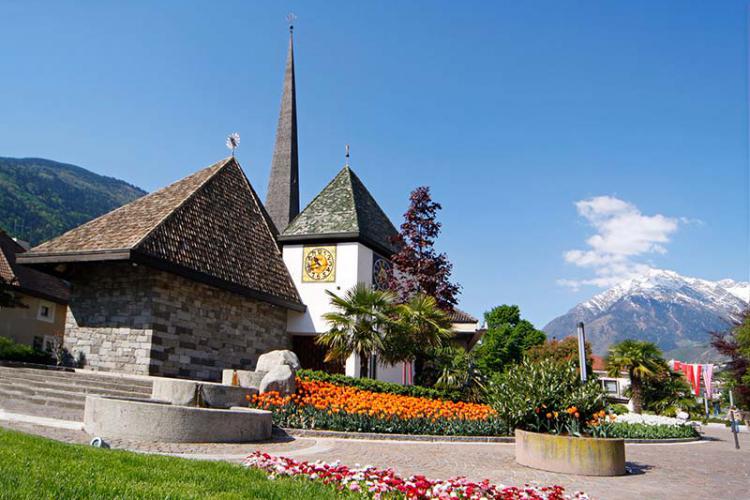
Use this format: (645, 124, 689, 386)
(285, 242, 363, 334)
(283, 241, 410, 385)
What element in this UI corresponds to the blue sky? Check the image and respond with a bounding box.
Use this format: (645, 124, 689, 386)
(1, 1, 748, 328)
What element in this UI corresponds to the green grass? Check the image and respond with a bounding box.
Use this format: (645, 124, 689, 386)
(0, 428, 354, 499)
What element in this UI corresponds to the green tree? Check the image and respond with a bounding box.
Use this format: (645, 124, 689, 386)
(711, 309, 750, 409)
(416, 345, 486, 402)
(640, 368, 700, 416)
(525, 337, 593, 375)
(317, 283, 398, 378)
(606, 340, 666, 414)
(382, 294, 453, 364)
(474, 305, 545, 376)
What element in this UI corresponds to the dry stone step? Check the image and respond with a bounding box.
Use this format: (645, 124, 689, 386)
(0, 372, 152, 395)
(0, 367, 153, 391)
(0, 387, 86, 411)
(0, 378, 149, 400)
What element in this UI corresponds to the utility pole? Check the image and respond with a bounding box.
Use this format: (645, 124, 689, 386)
(577, 322, 587, 382)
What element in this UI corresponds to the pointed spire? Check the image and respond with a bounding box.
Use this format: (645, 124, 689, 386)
(265, 20, 300, 232)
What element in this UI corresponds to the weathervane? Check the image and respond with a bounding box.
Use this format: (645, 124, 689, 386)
(226, 133, 240, 157)
(287, 12, 296, 33)
(345, 144, 350, 167)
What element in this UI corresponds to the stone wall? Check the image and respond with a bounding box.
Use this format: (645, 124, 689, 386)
(65, 263, 155, 375)
(149, 269, 288, 381)
(65, 262, 289, 380)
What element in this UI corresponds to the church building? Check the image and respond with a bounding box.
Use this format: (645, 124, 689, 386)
(18, 26, 482, 383)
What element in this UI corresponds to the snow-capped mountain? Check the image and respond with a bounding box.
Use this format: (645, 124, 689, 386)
(544, 269, 749, 361)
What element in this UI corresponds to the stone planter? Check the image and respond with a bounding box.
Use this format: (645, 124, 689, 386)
(515, 429, 625, 476)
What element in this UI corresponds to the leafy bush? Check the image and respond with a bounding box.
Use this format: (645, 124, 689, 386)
(297, 369, 463, 401)
(486, 359, 606, 432)
(606, 422, 699, 439)
(0, 336, 52, 364)
(610, 403, 629, 415)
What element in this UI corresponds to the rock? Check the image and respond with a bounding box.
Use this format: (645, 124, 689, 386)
(255, 350, 301, 372)
(259, 365, 296, 395)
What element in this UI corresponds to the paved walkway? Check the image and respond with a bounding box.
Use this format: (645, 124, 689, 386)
(1, 404, 748, 500)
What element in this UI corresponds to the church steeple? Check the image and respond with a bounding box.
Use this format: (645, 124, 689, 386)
(266, 22, 300, 232)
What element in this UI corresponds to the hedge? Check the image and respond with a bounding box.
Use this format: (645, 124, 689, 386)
(297, 369, 463, 401)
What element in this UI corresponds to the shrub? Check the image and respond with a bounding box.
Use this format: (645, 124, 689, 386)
(486, 359, 606, 432)
(0, 336, 52, 364)
(610, 403, 629, 415)
(297, 369, 463, 401)
(606, 422, 699, 439)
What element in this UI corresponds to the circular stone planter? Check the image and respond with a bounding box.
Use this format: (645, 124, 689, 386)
(84, 395, 272, 443)
(515, 429, 625, 476)
(151, 378, 257, 408)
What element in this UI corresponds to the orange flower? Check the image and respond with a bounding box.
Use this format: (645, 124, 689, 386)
(248, 377, 496, 422)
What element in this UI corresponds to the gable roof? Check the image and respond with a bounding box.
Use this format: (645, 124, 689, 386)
(278, 166, 399, 256)
(19, 158, 303, 311)
(0, 229, 69, 304)
(449, 308, 478, 324)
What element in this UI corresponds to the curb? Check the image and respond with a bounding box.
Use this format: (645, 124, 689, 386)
(277, 427, 701, 444)
(278, 428, 514, 443)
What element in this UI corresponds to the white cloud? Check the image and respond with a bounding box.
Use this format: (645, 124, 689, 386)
(560, 196, 680, 289)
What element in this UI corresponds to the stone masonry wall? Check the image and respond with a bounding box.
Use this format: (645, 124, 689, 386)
(149, 270, 288, 381)
(65, 263, 154, 375)
(64, 262, 289, 380)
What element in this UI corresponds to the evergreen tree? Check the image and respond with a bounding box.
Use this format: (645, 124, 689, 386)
(474, 304, 546, 376)
(388, 186, 460, 310)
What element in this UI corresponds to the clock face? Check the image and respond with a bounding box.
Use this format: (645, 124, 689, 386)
(302, 246, 336, 282)
(372, 256, 392, 291)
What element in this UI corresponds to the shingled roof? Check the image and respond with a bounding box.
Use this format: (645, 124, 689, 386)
(278, 166, 399, 256)
(19, 158, 303, 311)
(0, 230, 69, 304)
(449, 308, 479, 324)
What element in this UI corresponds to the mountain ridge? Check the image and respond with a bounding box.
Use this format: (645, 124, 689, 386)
(0, 156, 146, 245)
(544, 269, 749, 362)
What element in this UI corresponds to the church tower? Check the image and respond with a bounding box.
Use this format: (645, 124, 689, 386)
(265, 24, 300, 233)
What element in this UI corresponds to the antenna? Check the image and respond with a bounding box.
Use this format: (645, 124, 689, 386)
(226, 133, 240, 157)
(345, 144, 350, 167)
(287, 12, 297, 33)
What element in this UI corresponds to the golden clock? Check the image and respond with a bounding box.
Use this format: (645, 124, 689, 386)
(302, 246, 336, 282)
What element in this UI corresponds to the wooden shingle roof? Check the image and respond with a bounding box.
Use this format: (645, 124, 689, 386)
(19, 158, 303, 311)
(0, 229, 69, 304)
(278, 166, 399, 256)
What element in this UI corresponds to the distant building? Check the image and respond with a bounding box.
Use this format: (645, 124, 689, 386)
(0, 229, 69, 351)
(592, 354, 631, 408)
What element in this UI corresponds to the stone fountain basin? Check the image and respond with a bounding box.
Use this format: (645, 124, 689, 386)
(151, 378, 258, 408)
(83, 395, 272, 443)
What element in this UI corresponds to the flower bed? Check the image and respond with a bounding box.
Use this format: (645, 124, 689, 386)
(606, 422, 699, 439)
(298, 369, 461, 401)
(244, 452, 589, 499)
(249, 378, 507, 436)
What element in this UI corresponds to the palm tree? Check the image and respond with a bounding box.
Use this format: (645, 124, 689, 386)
(606, 340, 665, 414)
(381, 294, 454, 365)
(317, 283, 397, 378)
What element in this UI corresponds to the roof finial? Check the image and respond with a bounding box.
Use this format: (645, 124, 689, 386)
(226, 133, 240, 157)
(287, 12, 296, 34)
(345, 144, 350, 167)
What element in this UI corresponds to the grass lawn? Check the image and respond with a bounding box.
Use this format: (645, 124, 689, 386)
(0, 428, 354, 499)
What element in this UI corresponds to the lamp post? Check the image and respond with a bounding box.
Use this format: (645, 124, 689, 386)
(577, 322, 587, 382)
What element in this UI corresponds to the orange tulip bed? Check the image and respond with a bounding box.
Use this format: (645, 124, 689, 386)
(248, 378, 509, 437)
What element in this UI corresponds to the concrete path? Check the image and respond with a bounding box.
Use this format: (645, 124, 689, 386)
(1, 402, 748, 500)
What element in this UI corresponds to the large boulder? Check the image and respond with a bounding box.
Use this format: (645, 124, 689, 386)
(255, 350, 301, 372)
(259, 365, 296, 395)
